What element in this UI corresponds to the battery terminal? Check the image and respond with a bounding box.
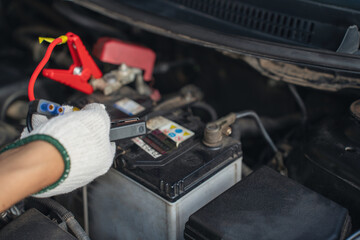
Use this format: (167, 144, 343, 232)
(203, 113, 236, 148)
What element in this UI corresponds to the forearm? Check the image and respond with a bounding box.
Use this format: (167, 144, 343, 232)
(0, 141, 64, 212)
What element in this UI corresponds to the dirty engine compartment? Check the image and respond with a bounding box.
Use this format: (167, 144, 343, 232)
(0, 1, 360, 240)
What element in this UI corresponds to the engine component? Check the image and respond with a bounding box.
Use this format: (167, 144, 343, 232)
(286, 100, 360, 229)
(27, 198, 89, 240)
(203, 112, 236, 148)
(0, 208, 76, 240)
(203, 111, 284, 172)
(91, 64, 141, 95)
(93, 37, 156, 81)
(0, 205, 23, 229)
(91, 64, 152, 96)
(184, 166, 351, 240)
(204, 111, 278, 152)
(152, 85, 203, 113)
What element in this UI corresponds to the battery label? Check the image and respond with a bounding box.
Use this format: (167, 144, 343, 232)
(132, 137, 162, 158)
(159, 122, 194, 146)
(146, 116, 171, 130)
(143, 129, 176, 155)
(114, 97, 145, 116)
(146, 116, 194, 146)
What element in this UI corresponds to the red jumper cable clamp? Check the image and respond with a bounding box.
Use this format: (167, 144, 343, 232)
(42, 32, 102, 94)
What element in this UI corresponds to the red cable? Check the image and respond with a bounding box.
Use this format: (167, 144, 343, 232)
(28, 37, 63, 101)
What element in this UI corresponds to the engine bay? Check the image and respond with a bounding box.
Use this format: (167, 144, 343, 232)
(0, 1, 360, 239)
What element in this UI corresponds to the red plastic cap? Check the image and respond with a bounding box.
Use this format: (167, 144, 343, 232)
(93, 38, 156, 81)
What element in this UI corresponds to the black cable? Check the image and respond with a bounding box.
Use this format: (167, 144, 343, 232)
(235, 111, 278, 153)
(26, 112, 33, 132)
(232, 114, 302, 138)
(192, 101, 218, 121)
(26, 100, 39, 133)
(288, 84, 307, 124)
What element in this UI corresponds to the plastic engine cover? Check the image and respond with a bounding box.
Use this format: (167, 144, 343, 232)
(0, 208, 76, 240)
(184, 166, 351, 240)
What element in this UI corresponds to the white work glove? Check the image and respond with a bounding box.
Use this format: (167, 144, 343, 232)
(20, 103, 115, 197)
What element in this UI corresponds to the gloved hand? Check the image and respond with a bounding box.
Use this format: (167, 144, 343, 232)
(19, 103, 115, 197)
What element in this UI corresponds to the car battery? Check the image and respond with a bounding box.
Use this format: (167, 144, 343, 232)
(84, 107, 242, 240)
